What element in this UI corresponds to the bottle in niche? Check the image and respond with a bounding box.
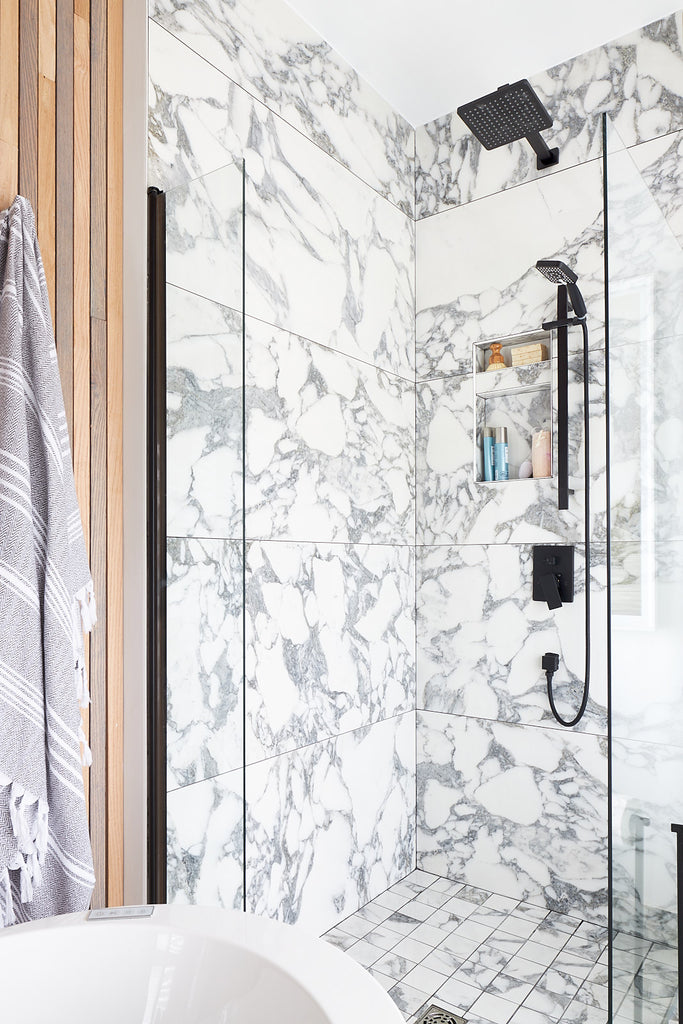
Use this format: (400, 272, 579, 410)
(494, 427, 509, 481)
(532, 429, 551, 478)
(483, 427, 495, 481)
(486, 342, 505, 372)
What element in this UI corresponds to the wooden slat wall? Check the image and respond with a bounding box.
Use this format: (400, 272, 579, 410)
(0, 0, 124, 909)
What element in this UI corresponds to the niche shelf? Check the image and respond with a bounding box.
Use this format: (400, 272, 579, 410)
(473, 330, 555, 483)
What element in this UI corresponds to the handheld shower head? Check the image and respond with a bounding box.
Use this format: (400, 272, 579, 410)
(536, 259, 586, 319)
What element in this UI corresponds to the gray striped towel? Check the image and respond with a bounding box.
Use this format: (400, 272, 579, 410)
(0, 196, 95, 926)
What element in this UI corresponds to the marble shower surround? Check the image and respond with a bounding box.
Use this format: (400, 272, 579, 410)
(415, 13, 683, 218)
(153, 0, 417, 929)
(150, 0, 415, 216)
(152, 19, 415, 381)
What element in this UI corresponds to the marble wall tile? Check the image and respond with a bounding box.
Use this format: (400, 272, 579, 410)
(166, 286, 243, 539)
(612, 737, 683, 945)
(245, 541, 415, 762)
(150, 0, 415, 216)
(245, 319, 415, 545)
(246, 712, 416, 935)
(166, 538, 243, 788)
(416, 350, 607, 546)
(415, 13, 683, 218)
(628, 129, 683, 249)
(151, 22, 416, 380)
(243, 105, 415, 380)
(417, 712, 608, 924)
(611, 541, 683, 749)
(417, 544, 607, 736)
(416, 160, 604, 381)
(167, 768, 243, 910)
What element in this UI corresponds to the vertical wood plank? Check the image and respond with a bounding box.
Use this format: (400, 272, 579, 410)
(19, 0, 39, 213)
(0, 0, 19, 209)
(90, 0, 106, 320)
(37, 74, 56, 321)
(38, 0, 56, 80)
(89, 315, 108, 909)
(55, 0, 74, 440)
(106, 0, 124, 908)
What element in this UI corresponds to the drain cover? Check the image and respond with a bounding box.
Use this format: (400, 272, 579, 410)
(415, 1006, 467, 1024)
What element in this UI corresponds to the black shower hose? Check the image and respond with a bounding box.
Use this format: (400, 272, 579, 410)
(546, 319, 591, 727)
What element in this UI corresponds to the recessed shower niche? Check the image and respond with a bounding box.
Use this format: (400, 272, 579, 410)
(473, 330, 554, 482)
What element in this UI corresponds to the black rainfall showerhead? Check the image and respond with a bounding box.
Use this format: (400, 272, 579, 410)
(536, 259, 587, 320)
(457, 80, 559, 170)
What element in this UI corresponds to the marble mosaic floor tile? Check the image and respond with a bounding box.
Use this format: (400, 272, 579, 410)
(325, 870, 674, 1024)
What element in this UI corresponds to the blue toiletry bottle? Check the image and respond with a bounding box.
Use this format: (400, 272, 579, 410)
(494, 426, 509, 481)
(483, 427, 495, 481)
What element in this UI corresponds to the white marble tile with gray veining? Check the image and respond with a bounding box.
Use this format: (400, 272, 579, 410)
(150, 21, 415, 379)
(417, 544, 607, 736)
(150, 0, 415, 215)
(416, 351, 606, 546)
(245, 540, 415, 761)
(166, 286, 243, 539)
(244, 105, 415, 379)
(167, 768, 243, 909)
(245, 319, 415, 544)
(416, 161, 604, 381)
(417, 712, 608, 925)
(415, 13, 683, 218)
(246, 712, 416, 934)
(166, 538, 243, 789)
(629, 129, 683, 249)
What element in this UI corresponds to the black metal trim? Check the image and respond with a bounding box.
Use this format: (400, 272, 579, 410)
(556, 285, 569, 510)
(603, 110, 614, 1024)
(672, 824, 683, 1003)
(147, 186, 167, 904)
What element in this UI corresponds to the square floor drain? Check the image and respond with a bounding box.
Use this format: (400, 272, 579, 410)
(415, 1006, 467, 1024)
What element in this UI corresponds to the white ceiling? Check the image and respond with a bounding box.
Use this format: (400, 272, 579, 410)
(284, 0, 679, 126)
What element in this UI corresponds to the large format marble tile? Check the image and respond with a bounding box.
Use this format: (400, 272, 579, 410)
(417, 712, 608, 925)
(416, 350, 607, 546)
(245, 541, 415, 761)
(243, 106, 415, 380)
(246, 712, 416, 935)
(245, 319, 415, 544)
(415, 13, 683, 218)
(167, 768, 243, 910)
(612, 737, 683, 945)
(628, 129, 683, 249)
(150, 21, 415, 380)
(166, 538, 243, 788)
(416, 159, 604, 381)
(166, 286, 243, 539)
(150, 0, 415, 215)
(417, 544, 607, 736)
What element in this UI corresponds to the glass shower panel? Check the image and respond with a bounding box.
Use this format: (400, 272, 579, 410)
(607, 116, 683, 1022)
(163, 160, 246, 911)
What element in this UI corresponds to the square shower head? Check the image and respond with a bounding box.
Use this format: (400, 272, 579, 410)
(457, 79, 553, 150)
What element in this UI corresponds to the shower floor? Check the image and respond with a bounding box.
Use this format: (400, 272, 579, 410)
(322, 870, 678, 1024)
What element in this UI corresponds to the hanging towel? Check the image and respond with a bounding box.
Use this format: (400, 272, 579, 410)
(0, 196, 95, 926)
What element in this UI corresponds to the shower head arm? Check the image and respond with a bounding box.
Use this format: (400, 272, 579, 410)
(527, 131, 560, 170)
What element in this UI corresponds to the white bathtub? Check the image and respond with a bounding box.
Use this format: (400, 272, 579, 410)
(0, 904, 404, 1023)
